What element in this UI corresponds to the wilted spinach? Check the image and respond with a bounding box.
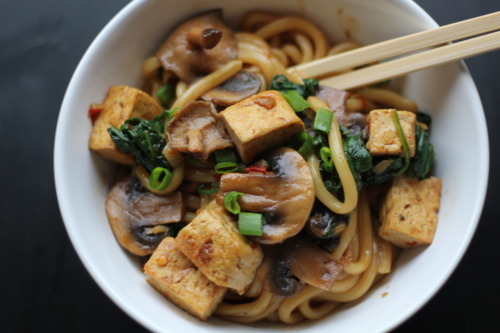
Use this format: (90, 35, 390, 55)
(406, 124, 435, 179)
(268, 75, 319, 98)
(342, 132, 372, 190)
(108, 111, 170, 172)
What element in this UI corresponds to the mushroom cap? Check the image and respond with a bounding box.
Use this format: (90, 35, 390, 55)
(201, 71, 261, 107)
(156, 9, 237, 83)
(105, 175, 184, 256)
(166, 101, 233, 161)
(217, 147, 315, 244)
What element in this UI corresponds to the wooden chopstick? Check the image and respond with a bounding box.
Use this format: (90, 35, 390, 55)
(288, 12, 500, 90)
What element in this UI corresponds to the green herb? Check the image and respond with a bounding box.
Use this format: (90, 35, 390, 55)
(238, 212, 263, 236)
(214, 148, 238, 164)
(289, 131, 314, 158)
(156, 85, 175, 105)
(215, 161, 239, 174)
(108, 111, 170, 172)
(406, 124, 435, 179)
(223, 191, 245, 214)
(268, 75, 319, 98)
(281, 90, 311, 112)
(416, 111, 432, 126)
(197, 183, 220, 195)
(313, 108, 334, 133)
(149, 167, 172, 191)
(391, 109, 410, 176)
(342, 132, 372, 190)
(320, 147, 334, 173)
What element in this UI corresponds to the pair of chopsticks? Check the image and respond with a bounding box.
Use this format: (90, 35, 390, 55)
(289, 12, 500, 90)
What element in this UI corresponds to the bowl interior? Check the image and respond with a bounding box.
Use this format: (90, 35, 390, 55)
(54, 0, 488, 332)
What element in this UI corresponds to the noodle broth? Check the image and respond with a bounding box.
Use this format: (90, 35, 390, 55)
(55, 0, 488, 332)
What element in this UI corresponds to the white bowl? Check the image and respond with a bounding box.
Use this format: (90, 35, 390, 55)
(54, 0, 489, 332)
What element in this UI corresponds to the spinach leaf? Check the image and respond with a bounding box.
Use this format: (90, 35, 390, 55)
(343, 133, 372, 190)
(268, 75, 319, 98)
(108, 111, 170, 172)
(406, 124, 435, 179)
(416, 111, 432, 126)
(362, 157, 403, 186)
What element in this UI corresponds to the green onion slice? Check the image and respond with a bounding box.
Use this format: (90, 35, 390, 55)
(281, 90, 311, 112)
(391, 109, 411, 176)
(214, 148, 238, 163)
(149, 167, 173, 191)
(320, 146, 334, 173)
(313, 108, 334, 133)
(215, 161, 239, 174)
(295, 131, 313, 158)
(156, 85, 175, 105)
(238, 212, 263, 236)
(197, 183, 220, 195)
(223, 191, 245, 214)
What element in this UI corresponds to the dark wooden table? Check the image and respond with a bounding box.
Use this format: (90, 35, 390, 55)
(1, 0, 498, 331)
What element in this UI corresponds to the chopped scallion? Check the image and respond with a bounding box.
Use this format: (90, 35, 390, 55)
(156, 85, 175, 105)
(238, 212, 263, 236)
(281, 90, 311, 112)
(313, 108, 334, 133)
(149, 167, 172, 191)
(197, 183, 220, 195)
(391, 109, 410, 176)
(214, 148, 238, 163)
(214, 161, 239, 174)
(294, 131, 313, 158)
(223, 191, 244, 214)
(320, 146, 334, 173)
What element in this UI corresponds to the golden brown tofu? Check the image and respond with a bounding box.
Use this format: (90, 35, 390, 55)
(175, 204, 263, 294)
(366, 109, 416, 157)
(144, 237, 226, 321)
(88, 86, 164, 164)
(220, 90, 304, 163)
(379, 176, 442, 248)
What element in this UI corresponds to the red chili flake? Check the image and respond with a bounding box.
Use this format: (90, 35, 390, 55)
(245, 165, 268, 173)
(88, 107, 103, 125)
(405, 241, 418, 246)
(361, 97, 368, 110)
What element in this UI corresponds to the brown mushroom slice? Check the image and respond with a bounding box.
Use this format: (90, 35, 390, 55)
(156, 9, 237, 83)
(105, 175, 185, 256)
(257, 250, 303, 297)
(217, 147, 315, 244)
(200, 71, 261, 107)
(287, 238, 343, 291)
(166, 101, 233, 161)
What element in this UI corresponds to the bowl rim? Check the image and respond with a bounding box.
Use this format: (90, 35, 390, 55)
(54, 0, 490, 332)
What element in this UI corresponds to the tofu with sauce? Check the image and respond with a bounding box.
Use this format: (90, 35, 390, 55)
(175, 204, 263, 294)
(144, 237, 226, 321)
(88, 85, 164, 164)
(220, 90, 304, 163)
(366, 109, 416, 157)
(379, 176, 442, 248)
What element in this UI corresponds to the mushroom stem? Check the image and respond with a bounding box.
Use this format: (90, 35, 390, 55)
(187, 28, 222, 50)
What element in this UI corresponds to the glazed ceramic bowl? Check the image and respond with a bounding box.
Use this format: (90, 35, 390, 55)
(54, 0, 489, 331)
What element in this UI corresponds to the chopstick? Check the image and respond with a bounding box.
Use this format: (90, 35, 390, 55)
(288, 12, 500, 90)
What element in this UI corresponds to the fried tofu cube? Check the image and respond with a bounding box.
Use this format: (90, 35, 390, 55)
(144, 237, 226, 321)
(366, 109, 416, 157)
(220, 90, 304, 163)
(176, 204, 263, 294)
(88, 85, 164, 164)
(379, 176, 442, 248)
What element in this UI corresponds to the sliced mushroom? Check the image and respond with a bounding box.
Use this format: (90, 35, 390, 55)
(286, 237, 343, 291)
(306, 202, 349, 239)
(200, 71, 261, 107)
(257, 249, 302, 297)
(166, 101, 233, 161)
(105, 175, 185, 256)
(217, 147, 315, 244)
(156, 9, 237, 83)
(257, 237, 343, 295)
